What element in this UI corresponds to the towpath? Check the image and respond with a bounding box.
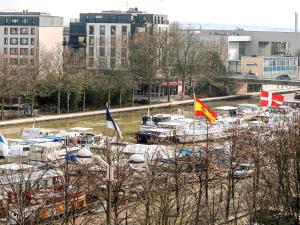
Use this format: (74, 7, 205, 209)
(1, 87, 299, 127)
(0, 95, 246, 127)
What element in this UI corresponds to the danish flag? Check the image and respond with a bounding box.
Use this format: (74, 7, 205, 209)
(260, 91, 284, 107)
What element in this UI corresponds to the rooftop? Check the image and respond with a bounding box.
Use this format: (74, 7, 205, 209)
(0, 10, 50, 16)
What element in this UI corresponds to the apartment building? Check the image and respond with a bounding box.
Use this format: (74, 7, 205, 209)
(68, 8, 169, 70)
(194, 29, 300, 74)
(0, 11, 63, 66)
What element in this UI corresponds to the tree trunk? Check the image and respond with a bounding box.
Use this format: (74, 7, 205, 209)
(1, 97, 4, 120)
(108, 87, 111, 108)
(57, 90, 61, 114)
(181, 79, 185, 100)
(67, 93, 70, 113)
(131, 87, 135, 106)
(167, 80, 170, 103)
(31, 93, 35, 117)
(83, 90, 86, 112)
(148, 81, 151, 104)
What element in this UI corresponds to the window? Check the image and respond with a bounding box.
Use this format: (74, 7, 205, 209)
(4, 38, 8, 45)
(40, 180, 48, 189)
(99, 47, 105, 57)
(99, 58, 106, 68)
(88, 58, 94, 67)
(31, 38, 35, 45)
(11, 18, 19, 24)
(21, 18, 29, 25)
(271, 42, 291, 56)
(31, 28, 35, 35)
(20, 38, 28, 45)
(4, 48, 8, 55)
(122, 26, 127, 36)
(10, 58, 18, 65)
(20, 58, 28, 65)
(20, 28, 29, 35)
(100, 25, 105, 35)
(239, 42, 245, 59)
(121, 48, 127, 58)
(89, 25, 94, 35)
(111, 36, 116, 47)
(111, 26, 116, 35)
(121, 57, 128, 67)
(10, 38, 18, 45)
(31, 48, 35, 55)
(5, 18, 8, 25)
(122, 37, 127, 46)
(258, 41, 270, 56)
(4, 27, 8, 35)
(110, 47, 116, 57)
(110, 58, 116, 69)
(100, 36, 105, 46)
(88, 47, 94, 57)
(10, 28, 18, 35)
(20, 48, 28, 55)
(10, 48, 18, 55)
(89, 36, 94, 46)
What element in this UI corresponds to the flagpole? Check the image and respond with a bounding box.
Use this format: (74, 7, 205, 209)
(105, 102, 112, 225)
(193, 87, 196, 145)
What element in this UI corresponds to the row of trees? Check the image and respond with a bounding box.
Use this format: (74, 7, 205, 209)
(0, 23, 226, 119)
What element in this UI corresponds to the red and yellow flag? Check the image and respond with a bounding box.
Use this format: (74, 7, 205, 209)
(194, 96, 218, 123)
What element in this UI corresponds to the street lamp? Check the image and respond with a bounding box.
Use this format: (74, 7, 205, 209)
(119, 89, 126, 108)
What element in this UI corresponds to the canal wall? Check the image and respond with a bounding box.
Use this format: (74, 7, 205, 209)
(0, 95, 248, 127)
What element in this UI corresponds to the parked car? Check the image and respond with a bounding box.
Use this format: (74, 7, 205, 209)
(233, 163, 253, 178)
(244, 72, 258, 78)
(294, 92, 300, 100)
(276, 74, 291, 80)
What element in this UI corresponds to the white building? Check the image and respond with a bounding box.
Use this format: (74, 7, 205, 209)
(86, 23, 131, 69)
(69, 8, 169, 70)
(0, 11, 63, 66)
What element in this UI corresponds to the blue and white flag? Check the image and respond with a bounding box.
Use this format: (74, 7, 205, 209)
(105, 103, 123, 140)
(0, 133, 9, 157)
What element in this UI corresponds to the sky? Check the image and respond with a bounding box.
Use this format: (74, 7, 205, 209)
(2, 0, 300, 29)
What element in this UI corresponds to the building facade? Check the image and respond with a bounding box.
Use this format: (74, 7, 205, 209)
(68, 8, 168, 70)
(241, 56, 298, 79)
(0, 11, 63, 66)
(195, 29, 300, 75)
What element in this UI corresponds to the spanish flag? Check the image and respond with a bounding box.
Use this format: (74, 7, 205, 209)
(194, 97, 218, 123)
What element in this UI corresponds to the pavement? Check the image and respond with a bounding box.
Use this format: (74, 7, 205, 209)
(1, 88, 299, 127)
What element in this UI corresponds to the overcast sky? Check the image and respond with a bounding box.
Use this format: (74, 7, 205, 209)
(2, 0, 300, 28)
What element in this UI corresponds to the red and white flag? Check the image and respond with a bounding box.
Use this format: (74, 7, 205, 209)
(260, 91, 284, 107)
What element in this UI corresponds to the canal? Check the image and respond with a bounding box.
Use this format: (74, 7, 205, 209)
(1, 96, 264, 141)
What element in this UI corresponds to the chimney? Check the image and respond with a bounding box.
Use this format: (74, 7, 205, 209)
(295, 12, 298, 32)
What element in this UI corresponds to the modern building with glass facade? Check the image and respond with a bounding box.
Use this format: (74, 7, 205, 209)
(194, 29, 300, 74)
(241, 56, 298, 79)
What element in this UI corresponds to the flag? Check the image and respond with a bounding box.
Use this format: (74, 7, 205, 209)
(260, 91, 284, 107)
(0, 133, 9, 157)
(194, 97, 218, 123)
(105, 103, 123, 140)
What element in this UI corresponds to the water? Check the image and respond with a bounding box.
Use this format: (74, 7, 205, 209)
(0, 96, 261, 141)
